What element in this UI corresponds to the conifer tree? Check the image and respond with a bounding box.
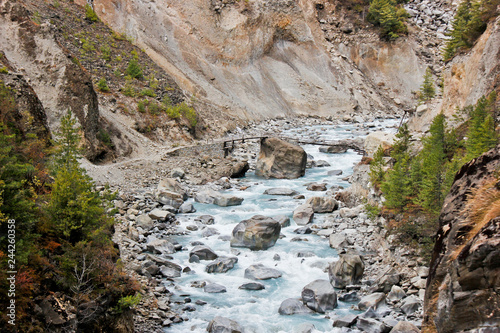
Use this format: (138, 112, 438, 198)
(420, 67, 435, 101)
(465, 92, 498, 160)
(369, 145, 387, 186)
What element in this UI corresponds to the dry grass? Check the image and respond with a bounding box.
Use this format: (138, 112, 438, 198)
(450, 175, 500, 261)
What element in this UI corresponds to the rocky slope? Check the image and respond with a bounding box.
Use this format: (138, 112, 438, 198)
(422, 145, 500, 332)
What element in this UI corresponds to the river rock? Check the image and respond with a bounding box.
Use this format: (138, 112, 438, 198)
(231, 161, 249, 178)
(136, 214, 154, 231)
(315, 160, 331, 167)
(255, 137, 307, 179)
(273, 215, 290, 227)
(358, 293, 386, 311)
(278, 298, 313, 315)
(207, 316, 243, 333)
(355, 317, 390, 333)
(205, 257, 238, 273)
(239, 282, 265, 290)
(230, 215, 281, 250)
(400, 296, 421, 315)
(293, 204, 314, 225)
(306, 196, 338, 213)
(264, 188, 299, 196)
(376, 273, 400, 293)
(387, 285, 406, 303)
(179, 202, 196, 213)
(328, 169, 343, 176)
(390, 321, 420, 333)
(201, 227, 220, 238)
(215, 195, 244, 207)
(319, 145, 347, 154)
(306, 183, 327, 191)
(190, 245, 218, 261)
(332, 314, 358, 328)
(244, 264, 282, 280)
(204, 283, 227, 293)
(195, 215, 215, 225)
(194, 189, 219, 204)
(329, 233, 347, 249)
(148, 209, 174, 221)
(295, 323, 315, 333)
(146, 238, 176, 254)
(157, 190, 184, 209)
(158, 178, 187, 199)
(159, 263, 182, 278)
(328, 254, 365, 288)
(301, 279, 338, 313)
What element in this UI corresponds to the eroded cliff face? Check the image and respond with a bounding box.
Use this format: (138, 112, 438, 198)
(0, 0, 103, 159)
(79, 0, 407, 120)
(423, 146, 500, 332)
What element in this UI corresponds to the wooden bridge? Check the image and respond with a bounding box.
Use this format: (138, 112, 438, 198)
(222, 135, 364, 157)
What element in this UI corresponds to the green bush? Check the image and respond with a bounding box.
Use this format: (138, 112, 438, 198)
(85, 4, 99, 22)
(140, 88, 156, 97)
(126, 57, 143, 79)
(100, 45, 111, 61)
(114, 294, 141, 313)
(137, 100, 147, 113)
(97, 78, 110, 92)
(0, 66, 8, 74)
(368, 0, 408, 39)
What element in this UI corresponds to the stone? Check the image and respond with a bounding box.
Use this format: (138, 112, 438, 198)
(136, 214, 154, 231)
(157, 178, 187, 199)
(294, 227, 312, 234)
(332, 314, 358, 328)
(263, 188, 299, 196)
(171, 168, 185, 179)
(230, 215, 281, 250)
(293, 204, 314, 225)
(328, 169, 343, 176)
(148, 209, 174, 221)
(244, 264, 282, 280)
(195, 189, 244, 207)
(201, 227, 220, 238)
(157, 190, 184, 209)
(195, 215, 215, 225)
(301, 279, 338, 313)
(401, 296, 420, 315)
(315, 160, 331, 167)
(206, 316, 243, 333)
(190, 245, 218, 261)
(377, 274, 400, 293)
(179, 202, 196, 213)
(416, 266, 429, 278)
(255, 137, 307, 179)
(329, 254, 365, 288)
(238, 282, 265, 290)
(329, 233, 347, 249)
(214, 195, 244, 207)
(146, 238, 176, 254)
(338, 291, 360, 302)
(194, 190, 219, 204)
(205, 257, 238, 273)
(306, 196, 338, 213)
(159, 263, 182, 278)
(231, 161, 249, 178)
(295, 323, 315, 333)
(306, 183, 327, 191)
(273, 215, 291, 227)
(390, 321, 420, 333)
(278, 298, 313, 315)
(387, 285, 406, 303)
(355, 317, 390, 333)
(319, 145, 347, 154)
(358, 293, 386, 311)
(364, 131, 395, 157)
(204, 283, 227, 293)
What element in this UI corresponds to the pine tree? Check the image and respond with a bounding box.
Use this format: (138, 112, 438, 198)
(420, 67, 435, 101)
(465, 93, 498, 160)
(126, 57, 143, 79)
(369, 145, 386, 186)
(418, 113, 448, 214)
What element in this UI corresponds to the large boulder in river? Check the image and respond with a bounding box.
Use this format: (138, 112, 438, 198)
(278, 298, 314, 315)
(157, 190, 184, 209)
(205, 257, 238, 273)
(157, 178, 187, 199)
(195, 189, 244, 207)
(293, 204, 314, 225)
(255, 137, 307, 179)
(328, 254, 365, 288)
(244, 264, 282, 280)
(263, 188, 299, 196)
(301, 279, 338, 313)
(364, 131, 395, 157)
(306, 196, 339, 213)
(207, 316, 243, 333)
(230, 215, 281, 250)
(189, 245, 218, 261)
(230, 161, 250, 178)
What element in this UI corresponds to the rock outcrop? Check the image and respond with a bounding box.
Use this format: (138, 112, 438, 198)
(255, 137, 307, 179)
(423, 145, 500, 332)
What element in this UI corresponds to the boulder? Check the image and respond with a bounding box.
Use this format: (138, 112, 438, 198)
(358, 293, 386, 311)
(390, 321, 420, 333)
(157, 190, 184, 209)
(278, 298, 314, 315)
(136, 214, 154, 231)
(295, 323, 316, 333)
(263, 188, 299, 196)
(293, 204, 314, 225)
(214, 195, 244, 207)
(179, 202, 196, 213)
(387, 285, 406, 303)
(195, 190, 244, 207)
(301, 279, 338, 313)
(157, 178, 187, 199)
(148, 209, 174, 221)
(201, 227, 220, 238)
(306, 196, 338, 213)
(239, 282, 265, 290)
(205, 257, 238, 273)
(401, 296, 420, 315)
(207, 316, 243, 333)
(146, 238, 176, 254)
(355, 317, 390, 333)
(204, 283, 227, 293)
(329, 233, 347, 249)
(315, 160, 331, 167)
(332, 314, 358, 328)
(328, 254, 365, 288)
(328, 169, 343, 176)
(194, 190, 219, 204)
(159, 263, 182, 278)
(255, 137, 307, 179)
(244, 264, 282, 280)
(364, 131, 395, 157)
(230, 215, 281, 250)
(171, 168, 185, 179)
(273, 215, 291, 228)
(189, 245, 218, 261)
(376, 273, 400, 293)
(195, 215, 215, 225)
(319, 145, 347, 154)
(230, 161, 249, 178)
(306, 183, 327, 191)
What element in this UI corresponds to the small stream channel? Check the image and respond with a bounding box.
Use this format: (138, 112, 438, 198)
(165, 119, 398, 333)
